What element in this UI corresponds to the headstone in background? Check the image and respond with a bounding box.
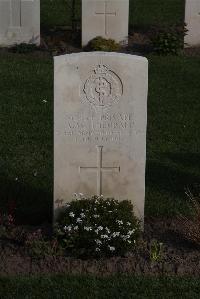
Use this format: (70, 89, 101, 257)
(54, 52, 148, 221)
(82, 0, 129, 47)
(185, 0, 200, 47)
(0, 0, 40, 46)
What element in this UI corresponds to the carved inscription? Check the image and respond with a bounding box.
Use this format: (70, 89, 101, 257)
(83, 64, 123, 108)
(64, 112, 137, 144)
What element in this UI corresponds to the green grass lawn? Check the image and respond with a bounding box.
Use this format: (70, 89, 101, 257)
(0, 52, 199, 224)
(0, 275, 200, 299)
(41, 0, 184, 28)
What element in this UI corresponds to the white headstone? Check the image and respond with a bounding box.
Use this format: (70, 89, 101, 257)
(0, 0, 40, 46)
(185, 0, 200, 47)
(82, 0, 129, 46)
(54, 52, 148, 222)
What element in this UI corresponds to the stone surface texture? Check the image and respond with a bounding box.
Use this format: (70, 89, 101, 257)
(82, 0, 129, 46)
(54, 52, 148, 221)
(0, 0, 40, 46)
(185, 0, 200, 47)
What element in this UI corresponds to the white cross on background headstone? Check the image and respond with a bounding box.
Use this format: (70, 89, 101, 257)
(95, 1, 116, 36)
(79, 145, 120, 196)
(10, 0, 21, 27)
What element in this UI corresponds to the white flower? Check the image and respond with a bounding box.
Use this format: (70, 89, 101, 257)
(108, 245, 115, 251)
(108, 210, 113, 213)
(116, 220, 123, 225)
(95, 247, 101, 252)
(121, 235, 129, 240)
(128, 229, 135, 235)
(97, 226, 103, 231)
(93, 214, 100, 218)
(79, 193, 84, 196)
(76, 218, 82, 223)
(80, 213, 85, 218)
(95, 229, 99, 234)
(127, 222, 131, 226)
(74, 225, 78, 230)
(95, 239, 102, 245)
(84, 226, 92, 231)
(127, 240, 132, 244)
(15, 177, 18, 181)
(100, 234, 109, 239)
(64, 225, 72, 232)
(105, 227, 110, 234)
(69, 212, 75, 217)
(112, 232, 120, 237)
(42, 99, 47, 103)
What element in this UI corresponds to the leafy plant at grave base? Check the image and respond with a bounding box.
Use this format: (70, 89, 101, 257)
(9, 43, 39, 54)
(0, 199, 23, 241)
(55, 194, 141, 258)
(0, 213, 15, 238)
(25, 229, 63, 259)
(0, 212, 26, 244)
(149, 239, 163, 262)
(151, 24, 187, 55)
(86, 36, 120, 52)
(178, 188, 200, 246)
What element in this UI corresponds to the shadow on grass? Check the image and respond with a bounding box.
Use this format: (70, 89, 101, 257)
(0, 175, 52, 225)
(147, 152, 200, 195)
(145, 153, 200, 216)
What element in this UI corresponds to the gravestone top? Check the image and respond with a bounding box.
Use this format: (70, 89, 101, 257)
(82, 0, 129, 46)
(185, 0, 200, 47)
(0, 0, 40, 46)
(54, 52, 148, 222)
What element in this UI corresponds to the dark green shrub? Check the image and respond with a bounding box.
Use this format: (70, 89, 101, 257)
(25, 229, 63, 259)
(56, 195, 141, 258)
(9, 43, 38, 54)
(151, 24, 187, 55)
(86, 36, 120, 51)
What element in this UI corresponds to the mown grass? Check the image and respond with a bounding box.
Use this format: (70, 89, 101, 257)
(0, 52, 199, 223)
(41, 0, 184, 28)
(0, 275, 200, 299)
(0, 53, 53, 223)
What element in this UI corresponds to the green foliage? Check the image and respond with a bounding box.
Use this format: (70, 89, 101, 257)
(151, 26, 185, 55)
(86, 36, 120, 52)
(0, 213, 14, 238)
(56, 195, 141, 258)
(25, 229, 62, 259)
(149, 239, 163, 262)
(9, 43, 39, 54)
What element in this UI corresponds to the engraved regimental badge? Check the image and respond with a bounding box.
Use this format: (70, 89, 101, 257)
(83, 64, 123, 108)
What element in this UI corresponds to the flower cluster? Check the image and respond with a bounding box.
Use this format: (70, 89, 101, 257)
(56, 195, 141, 258)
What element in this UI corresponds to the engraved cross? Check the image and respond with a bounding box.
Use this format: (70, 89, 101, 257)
(95, 1, 116, 35)
(79, 146, 120, 196)
(10, 0, 22, 27)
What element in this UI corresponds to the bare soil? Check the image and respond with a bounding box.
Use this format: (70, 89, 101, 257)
(0, 218, 199, 276)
